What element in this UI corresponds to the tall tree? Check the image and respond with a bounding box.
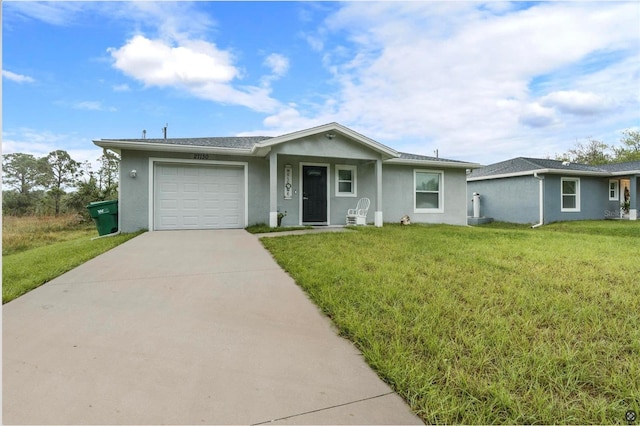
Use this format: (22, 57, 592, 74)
(613, 130, 640, 163)
(2, 153, 44, 194)
(557, 139, 612, 165)
(41, 150, 82, 215)
(97, 151, 120, 199)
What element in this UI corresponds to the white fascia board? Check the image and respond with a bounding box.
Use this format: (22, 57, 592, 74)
(386, 158, 482, 169)
(467, 168, 611, 181)
(544, 169, 611, 177)
(93, 139, 254, 156)
(467, 169, 547, 181)
(253, 122, 399, 157)
(610, 170, 640, 176)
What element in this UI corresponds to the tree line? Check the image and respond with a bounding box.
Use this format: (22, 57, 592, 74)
(2, 150, 119, 217)
(555, 129, 640, 166)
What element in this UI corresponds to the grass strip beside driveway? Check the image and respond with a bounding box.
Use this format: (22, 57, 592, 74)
(3, 231, 143, 303)
(260, 222, 639, 425)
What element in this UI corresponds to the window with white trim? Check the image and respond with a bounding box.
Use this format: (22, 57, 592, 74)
(335, 165, 357, 197)
(561, 177, 580, 212)
(609, 180, 619, 201)
(414, 170, 443, 213)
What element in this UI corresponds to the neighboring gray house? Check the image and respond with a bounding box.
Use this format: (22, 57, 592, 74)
(93, 123, 480, 232)
(467, 157, 640, 225)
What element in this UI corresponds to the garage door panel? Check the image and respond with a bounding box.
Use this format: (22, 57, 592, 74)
(159, 182, 178, 193)
(155, 164, 244, 230)
(183, 199, 200, 210)
(160, 216, 178, 227)
(203, 183, 220, 193)
(222, 215, 240, 225)
(159, 200, 178, 209)
(183, 183, 200, 193)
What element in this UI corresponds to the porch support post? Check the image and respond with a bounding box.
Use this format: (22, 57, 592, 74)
(269, 153, 278, 227)
(630, 175, 638, 220)
(375, 158, 383, 227)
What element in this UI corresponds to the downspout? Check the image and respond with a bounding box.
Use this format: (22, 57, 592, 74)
(531, 172, 544, 228)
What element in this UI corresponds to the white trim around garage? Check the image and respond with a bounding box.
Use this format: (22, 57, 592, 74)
(148, 157, 249, 231)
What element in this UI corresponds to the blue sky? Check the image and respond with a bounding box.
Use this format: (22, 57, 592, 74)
(3, 1, 639, 167)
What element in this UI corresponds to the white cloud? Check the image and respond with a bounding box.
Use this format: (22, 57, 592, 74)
(2, 69, 35, 84)
(259, 1, 639, 163)
(264, 53, 289, 79)
(541, 90, 613, 116)
(303, 34, 324, 52)
(3, 2, 88, 26)
(2, 128, 102, 168)
(112, 84, 130, 92)
(109, 35, 280, 113)
(109, 35, 237, 87)
(73, 101, 116, 112)
(519, 103, 559, 128)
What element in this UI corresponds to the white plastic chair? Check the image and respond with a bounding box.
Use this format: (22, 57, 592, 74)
(346, 198, 370, 226)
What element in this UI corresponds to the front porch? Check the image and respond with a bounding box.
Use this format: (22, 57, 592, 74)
(266, 152, 384, 228)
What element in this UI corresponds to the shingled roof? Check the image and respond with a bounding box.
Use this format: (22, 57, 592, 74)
(468, 157, 640, 180)
(397, 152, 472, 164)
(94, 122, 482, 168)
(599, 160, 640, 173)
(99, 136, 273, 150)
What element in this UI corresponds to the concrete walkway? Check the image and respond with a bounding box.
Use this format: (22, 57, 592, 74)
(3, 230, 422, 425)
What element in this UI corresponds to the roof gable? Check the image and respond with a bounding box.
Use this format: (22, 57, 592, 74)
(253, 122, 398, 158)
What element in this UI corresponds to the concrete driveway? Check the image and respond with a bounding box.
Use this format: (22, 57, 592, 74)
(3, 230, 422, 425)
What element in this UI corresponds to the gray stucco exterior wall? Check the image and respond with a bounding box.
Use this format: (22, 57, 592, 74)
(467, 174, 616, 225)
(467, 176, 540, 224)
(542, 175, 609, 223)
(383, 165, 468, 225)
(117, 133, 472, 232)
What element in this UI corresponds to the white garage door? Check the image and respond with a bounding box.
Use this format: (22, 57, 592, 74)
(154, 163, 245, 230)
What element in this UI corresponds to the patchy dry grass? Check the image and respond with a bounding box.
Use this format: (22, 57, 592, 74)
(2, 214, 95, 255)
(2, 215, 142, 303)
(260, 221, 639, 424)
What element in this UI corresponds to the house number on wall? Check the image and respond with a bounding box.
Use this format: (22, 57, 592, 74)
(284, 165, 293, 199)
(193, 153, 209, 160)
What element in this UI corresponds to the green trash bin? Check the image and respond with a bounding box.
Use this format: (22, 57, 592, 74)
(86, 200, 119, 236)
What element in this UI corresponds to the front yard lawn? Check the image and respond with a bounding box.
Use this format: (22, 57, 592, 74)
(260, 221, 639, 424)
(3, 231, 143, 304)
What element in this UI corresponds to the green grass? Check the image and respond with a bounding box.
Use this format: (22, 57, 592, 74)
(3, 231, 143, 304)
(2, 215, 144, 303)
(245, 223, 313, 234)
(2, 214, 98, 255)
(260, 221, 640, 424)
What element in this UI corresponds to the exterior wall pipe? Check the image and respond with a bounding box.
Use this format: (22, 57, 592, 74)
(531, 172, 544, 228)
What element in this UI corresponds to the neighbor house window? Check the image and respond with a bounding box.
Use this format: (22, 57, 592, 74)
(335, 165, 357, 197)
(414, 170, 444, 213)
(561, 177, 580, 212)
(609, 180, 619, 201)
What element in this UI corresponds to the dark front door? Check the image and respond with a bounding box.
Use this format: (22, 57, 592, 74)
(302, 165, 328, 223)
